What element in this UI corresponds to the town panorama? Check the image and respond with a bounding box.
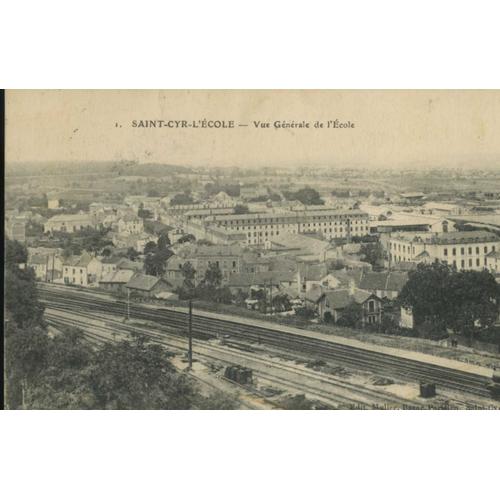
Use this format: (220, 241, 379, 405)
(5, 160, 500, 410)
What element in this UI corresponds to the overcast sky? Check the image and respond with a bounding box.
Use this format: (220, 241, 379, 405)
(5, 90, 500, 170)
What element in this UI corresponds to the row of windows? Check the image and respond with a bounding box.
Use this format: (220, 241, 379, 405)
(444, 245, 494, 256)
(64, 267, 85, 274)
(391, 242, 496, 256)
(224, 220, 368, 228)
(391, 254, 489, 268)
(218, 214, 368, 224)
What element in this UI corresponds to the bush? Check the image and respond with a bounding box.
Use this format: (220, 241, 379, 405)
(415, 319, 448, 340)
(295, 307, 316, 320)
(323, 311, 333, 323)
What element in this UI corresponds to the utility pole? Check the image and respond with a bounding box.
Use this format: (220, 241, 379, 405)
(269, 278, 273, 314)
(127, 288, 130, 321)
(4, 319, 9, 409)
(188, 298, 193, 370)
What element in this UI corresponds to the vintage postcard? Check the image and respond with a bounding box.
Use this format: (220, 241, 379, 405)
(4, 89, 500, 410)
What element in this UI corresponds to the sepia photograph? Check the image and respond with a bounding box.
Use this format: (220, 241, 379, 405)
(4, 89, 500, 410)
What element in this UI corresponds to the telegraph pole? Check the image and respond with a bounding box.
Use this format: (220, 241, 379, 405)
(188, 298, 193, 370)
(269, 279, 273, 314)
(127, 288, 130, 321)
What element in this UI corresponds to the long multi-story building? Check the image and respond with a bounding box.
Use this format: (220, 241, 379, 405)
(44, 213, 97, 233)
(204, 209, 370, 246)
(388, 230, 499, 271)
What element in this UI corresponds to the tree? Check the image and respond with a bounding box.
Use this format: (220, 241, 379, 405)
(5, 323, 49, 408)
(446, 270, 499, 344)
(195, 264, 234, 304)
(170, 191, 194, 206)
(284, 187, 325, 205)
(177, 233, 196, 244)
(89, 333, 196, 410)
(177, 262, 197, 299)
(138, 208, 153, 219)
(337, 302, 362, 327)
(360, 242, 385, 268)
(26, 327, 97, 409)
(144, 251, 168, 276)
(234, 289, 249, 306)
(4, 251, 48, 408)
(295, 307, 316, 320)
(5, 267, 45, 328)
(144, 241, 157, 255)
(126, 247, 140, 261)
(272, 294, 292, 312)
(202, 262, 223, 288)
(5, 238, 28, 268)
(398, 262, 452, 333)
(101, 247, 112, 257)
(214, 286, 233, 304)
(26, 221, 44, 238)
(398, 263, 500, 341)
(157, 232, 171, 251)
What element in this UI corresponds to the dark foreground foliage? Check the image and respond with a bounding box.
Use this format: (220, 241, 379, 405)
(4, 239, 238, 410)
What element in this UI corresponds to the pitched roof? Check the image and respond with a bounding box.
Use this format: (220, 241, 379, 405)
(192, 244, 245, 257)
(227, 271, 296, 287)
(63, 252, 93, 267)
(329, 269, 361, 287)
(280, 284, 301, 299)
(299, 263, 328, 281)
(359, 271, 408, 292)
(305, 285, 325, 303)
(391, 261, 418, 271)
(414, 250, 430, 260)
(386, 272, 409, 291)
(352, 289, 376, 304)
(100, 269, 136, 284)
(321, 289, 377, 310)
(101, 255, 123, 264)
(126, 274, 165, 291)
(116, 258, 143, 271)
(47, 213, 93, 222)
(321, 290, 353, 310)
(267, 233, 329, 253)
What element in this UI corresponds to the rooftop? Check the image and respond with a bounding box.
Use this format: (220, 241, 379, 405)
(393, 230, 499, 245)
(321, 289, 376, 308)
(359, 271, 408, 292)
(126, 274, 165, 291)
(99, 269, 135, 284)
(227, 271, 296, 287)
(208, 209, 368, 222)
(46, 213, 93, 222)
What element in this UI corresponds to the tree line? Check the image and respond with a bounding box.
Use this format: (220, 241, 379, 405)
(4, 239, 237, 410)
(398, 262, 500, 343)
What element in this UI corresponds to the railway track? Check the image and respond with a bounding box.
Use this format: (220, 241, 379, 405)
(44, 307, 424, 408)
(39, 285, 494, 399)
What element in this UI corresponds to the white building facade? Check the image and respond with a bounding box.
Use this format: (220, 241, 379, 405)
(205, 209, 370, 246)
(389, 230, 499, 271)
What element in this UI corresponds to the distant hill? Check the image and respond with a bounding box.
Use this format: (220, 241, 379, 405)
(5, 161, 193, 178)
